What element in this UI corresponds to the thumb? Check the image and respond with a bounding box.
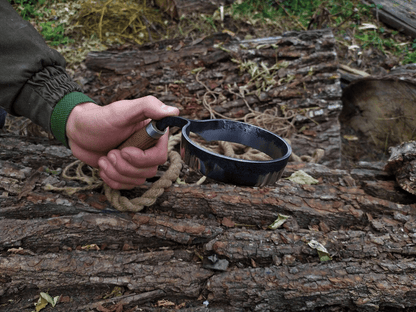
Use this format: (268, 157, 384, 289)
(118, 96, 179, 125)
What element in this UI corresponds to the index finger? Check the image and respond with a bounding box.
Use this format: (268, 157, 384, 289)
(119, 129, 170, 168)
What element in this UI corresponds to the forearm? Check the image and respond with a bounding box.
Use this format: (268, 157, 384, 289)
(0, 0, 93, 145)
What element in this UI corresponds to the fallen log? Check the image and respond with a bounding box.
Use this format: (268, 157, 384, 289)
(80, 28, 343, 167)
(340, 74, 416, 149)
(1, 132, 416, 311)
(364, 0, 416, 39)
(154, 0, 223, 19)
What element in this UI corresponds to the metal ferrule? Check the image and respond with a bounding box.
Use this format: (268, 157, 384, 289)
(146, 120, 166, 139)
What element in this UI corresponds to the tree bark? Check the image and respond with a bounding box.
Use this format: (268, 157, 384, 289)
(1, 132, 416, 311)
(154, 0, 227, 19)
(81, 29, 342, 167)
(2, 29, 415, 311)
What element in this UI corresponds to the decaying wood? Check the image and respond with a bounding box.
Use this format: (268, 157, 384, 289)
(1, 130, 416, 311)
(364, 0, 416, 39)
(154, 0, 225, 19)
(1, 29, 415, 311)
(340, 74, 416, 148)
(81, 28, 343, 167)
(385, 140, 416, 195)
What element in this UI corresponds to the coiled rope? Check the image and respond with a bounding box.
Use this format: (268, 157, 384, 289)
(45, 132, 324, 212)
(103, 133, 183, 212)
(45, 133, 183, 212)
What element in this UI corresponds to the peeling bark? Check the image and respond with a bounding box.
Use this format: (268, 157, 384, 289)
(81, 29, 342, 167)
(1, 131, 416, 311)
(1, 29, 416, 311)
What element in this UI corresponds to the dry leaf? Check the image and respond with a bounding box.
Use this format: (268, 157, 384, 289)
(359, 23, 378, 30)
(157, 299, 175, 307)
(308, 239, 332, 262)
(222, 217, 235, 227)
(175, 302, 186, 309)
(287, 170, 319, 185)
(115, 302, 123, 312)
(18, 169, 41, 200)
(81, 243, 100, 251)
(268, 214, 289, 230)
(35, 296, 48, 312)
(343, 134, 359, 141)
(35, 292, 60, 311)
(7, 247, 35, 255)
(96, 304, 111, 312)
(302, 129, 317, 137)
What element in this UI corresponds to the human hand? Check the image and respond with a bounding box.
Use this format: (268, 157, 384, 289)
(66, 96, 179, 189)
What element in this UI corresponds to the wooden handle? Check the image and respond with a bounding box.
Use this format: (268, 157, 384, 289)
(117, 121, 166, 150)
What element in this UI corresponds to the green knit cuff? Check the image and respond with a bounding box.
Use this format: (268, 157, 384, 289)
(51, 92, 95, 148)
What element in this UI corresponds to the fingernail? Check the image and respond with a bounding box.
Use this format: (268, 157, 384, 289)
(99, 159, 108, 171)
(163, 105, 177, 114)
(108, 153, 117, 165)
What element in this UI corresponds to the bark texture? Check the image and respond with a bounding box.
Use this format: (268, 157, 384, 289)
(81, 29, 342, 167)
(1, 132, 416, 311)
(1, 29, 415, 311)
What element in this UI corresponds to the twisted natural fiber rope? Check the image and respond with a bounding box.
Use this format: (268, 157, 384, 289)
(44, 133, 183, 212)
(45, 131, 324, 212)
(103, 134, 183, 212)
(194, 69, 324, 163)
(195, 70, 298, 139)
(44, 159, 103, 195)
(191, 134, 271, 161)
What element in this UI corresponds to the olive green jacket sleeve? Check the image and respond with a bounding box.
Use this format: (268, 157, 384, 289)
(0, 0, 94, 147)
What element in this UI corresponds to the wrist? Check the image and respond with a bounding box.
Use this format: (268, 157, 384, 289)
(50, 92, 96, 147)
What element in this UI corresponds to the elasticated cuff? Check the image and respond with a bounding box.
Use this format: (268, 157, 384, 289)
(51, 92, 95, 148)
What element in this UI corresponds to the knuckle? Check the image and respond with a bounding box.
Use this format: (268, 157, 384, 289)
(134, 178, 146, 186)
(144, 95, 157, 102)
(142, 167, 158, 179)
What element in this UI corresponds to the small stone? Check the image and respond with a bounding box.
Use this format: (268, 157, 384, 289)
(272, 255, 281, 266)
(393, 212, 410, 222)
(405, 220, 416, 233)
(55, 198, 72, 206)
(202, 257, 229, 271)
(41, 175, 61, 186)
(282, 254, 296, 266)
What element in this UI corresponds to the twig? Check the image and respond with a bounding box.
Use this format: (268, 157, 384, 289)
(142, 15, 163, 42)
(80, 290, 165, 310)
(339, 64, 370, 77)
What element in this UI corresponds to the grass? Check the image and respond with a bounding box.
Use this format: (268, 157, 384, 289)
(7, 0, 106, 70)
(9, 0, 46, 19)
(8, 0, 72, 46)
(228, 0, 416, 66)
(7, 0, 416, 69)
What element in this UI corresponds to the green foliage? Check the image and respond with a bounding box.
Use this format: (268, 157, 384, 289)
(402, 40, 416, 65)
(276, 0, 375, 29)
(232, 0, 279, 21)
(403, 51, 416, 64)
(202, 15, 217, 32)
(39, 21, 72, 46)
(8, 0, 70, 46)
(8, 0, 45, 20)
(231, 0, 413, 65)
(7, 0, 416, 68)
(278, 0, 320, 23)
(8, 0, 107, 68)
